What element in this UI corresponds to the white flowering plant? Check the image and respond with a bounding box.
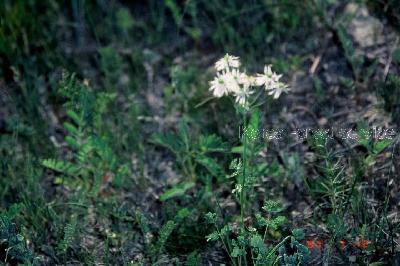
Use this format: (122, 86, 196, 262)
(205, 54, 298, 265)
(209, 53, 290, 224)
(209, 54, 290, 110)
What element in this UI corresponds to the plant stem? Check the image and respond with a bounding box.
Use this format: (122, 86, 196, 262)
(215, 225, 237, 266)
(266, 236, 291, 260)
(239, 110, 248, 265)
(240, 111, 247, 229)
(263, 224, 269, 242)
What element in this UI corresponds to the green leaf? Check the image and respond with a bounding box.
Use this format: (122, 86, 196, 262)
(250, 234, 265, 250)
(256, 213, 267, 227)
(116, 8, 135, 31)
(231, 145, 244, 154)
(231, 246, 244, 257)
(135, 210, 150, 236)
(195, 154, 222, 177)
(206, 231, 219, 242)
(42, 159, 80, 176)
(327, 213, 346, 238)
(54, 176, 64, 185)
(63, 122, 79, 135)
(292, 229, 305, 241)
(91, 137, 116, 167)
(114, 164, 129, 188)
(231, 145, 254, 157)
(205, 212, 217, 224)
(267, 216, 286, 230)
(165, 0, 183, 26)
(159, 181, 195, 201)
(77, 141, 95, 163)
(151, 133, 183, 154)
(243, 109, 261, 143)
(373, 139, 392, 154)
(66, 110, 81, 125)
(157, 220, 176, 252)
(175, 208, 190, 222)
(58, 216, 78, 255)
(65, 136, 79, 150)
(5, 203, 25, 219)
(198, 134, 226, 153)
(186, 250, 200, 266)
(178, 119, 190, 147)
(262, 200, 283, 213)
(357, 125, 371, 149)
(220, 225, 230, 236)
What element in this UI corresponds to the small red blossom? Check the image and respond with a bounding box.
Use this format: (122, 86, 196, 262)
(306, 239, 314, 249)
(316, 239, 324, 249)
(339, 240, 346, 250)
(356, 239, 370, 249)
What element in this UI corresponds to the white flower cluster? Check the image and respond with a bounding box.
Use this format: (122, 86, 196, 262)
(209, 54, 289, 107)
(231, 184, 242, 194)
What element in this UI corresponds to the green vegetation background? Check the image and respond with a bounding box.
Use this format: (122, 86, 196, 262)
(0, 0, 399, 265)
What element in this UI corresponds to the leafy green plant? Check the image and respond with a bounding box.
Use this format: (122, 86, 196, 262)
(1, 1, 399, 264)
(164, 64, 204, 113)
(205, 201, 298, 266)
(116, 7, 135, 34)
(202, 55, 296, 265)
(278, 229, 311, 266)
(357, 124, 393, 167)
(304, 125, 395, 262)
(305, 132, 346, 215)
(156, 220, 176, 254)
(57, 216, 78, 255)
(151, 119, 227, 200)
(42, 72, 129, 194)
(0, 206, 31, 264)
(135, 208, 191, 263)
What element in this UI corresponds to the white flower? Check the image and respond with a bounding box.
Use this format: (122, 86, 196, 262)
(255, 65, 272, 84)
(267, 82, 290, 99)
(209, 71, 242, 97)
(215, 54, 240, 71)
(209, 56, 289, 104)
(233, 83, 254, 107)
(213, 69, 255, 107)
(255, 65, 282, 89)
(245, 75, 257, 87)
(233, 70, 258, 95)
(222, 71, 241, 94)
(209, 73, 229, 98)
(232, 69, 254, 87)
(227, 55, 240, 68)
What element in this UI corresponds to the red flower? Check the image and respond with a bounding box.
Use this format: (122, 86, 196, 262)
(356, 239, 370, 249)
(306, 239, 314, 249)
(339, 240, 346, 250)
(316, 239, 323, 249)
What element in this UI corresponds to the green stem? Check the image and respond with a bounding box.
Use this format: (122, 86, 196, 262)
(266, 236, 291, 261)
(240, 111, 247, 229)
(251, 248, 256, 266)
(240, 111, 248, 265)
(263, 224, 269, 243)
(187, 157, 196, 181)
(215, 225, 237, 266)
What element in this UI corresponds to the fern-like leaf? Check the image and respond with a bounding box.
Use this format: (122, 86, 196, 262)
(42, 159, 80, 176)
(58, 216, 78, 255)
